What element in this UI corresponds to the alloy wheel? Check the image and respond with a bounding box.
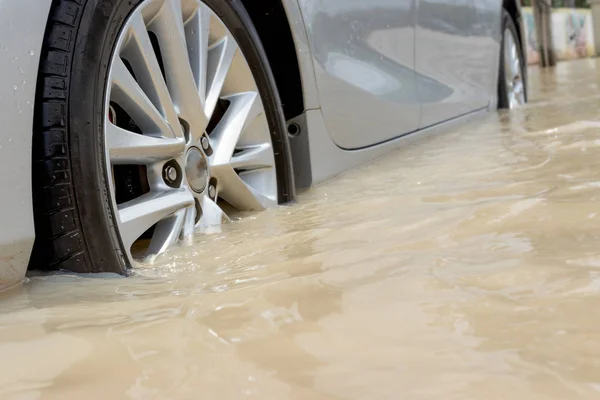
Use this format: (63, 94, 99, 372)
(104, 0, 277, 264)
(503, 27, 525, 109)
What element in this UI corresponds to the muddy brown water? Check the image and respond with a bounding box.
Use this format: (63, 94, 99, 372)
(3, 59, 600, 399)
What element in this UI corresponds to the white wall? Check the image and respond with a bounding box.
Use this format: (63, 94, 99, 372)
(522, 7, 595, 65)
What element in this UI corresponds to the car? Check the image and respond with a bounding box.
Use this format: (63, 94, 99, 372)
(0, 0, 527, 288)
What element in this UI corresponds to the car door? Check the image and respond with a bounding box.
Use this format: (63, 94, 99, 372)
(298, 0, 420, 149)
(470, 0, 504, 108)
(415, 0, 489, 128)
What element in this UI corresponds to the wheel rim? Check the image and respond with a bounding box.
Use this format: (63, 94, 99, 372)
(104, 0, 277, 264)
(503, 27, 525, 109)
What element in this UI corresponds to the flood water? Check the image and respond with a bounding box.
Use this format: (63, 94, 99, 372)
(3, 59, 600, 399)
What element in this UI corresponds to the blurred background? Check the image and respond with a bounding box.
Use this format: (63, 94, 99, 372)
(521, 0, 600, 66)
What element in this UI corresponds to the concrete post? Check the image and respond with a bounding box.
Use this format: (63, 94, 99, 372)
(532, 0, 556, 67)
(589, 0, 600, 56)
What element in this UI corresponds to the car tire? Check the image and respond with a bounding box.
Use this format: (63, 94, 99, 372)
(32, 0, 294, 274)
(497, 9, 527, 109)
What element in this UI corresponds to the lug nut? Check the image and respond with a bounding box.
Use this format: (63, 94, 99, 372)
(164, 166, 177, 183)
(208, 184, 216, 199)
(201, 135, 210, 151)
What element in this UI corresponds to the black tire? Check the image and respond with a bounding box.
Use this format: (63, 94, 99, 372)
(32, 0, 294, 274)
(497, 9, 527, 109)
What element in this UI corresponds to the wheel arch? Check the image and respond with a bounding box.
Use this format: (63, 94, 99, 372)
(239, 0, 320, 190)
(240, 0, 306, 121)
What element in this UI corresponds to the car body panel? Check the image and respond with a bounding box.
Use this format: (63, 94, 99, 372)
(415, 0, 500, 128)
(474, 0, 505, 110)
(0, 0, 52, 290)
(471, 0, 505, 107)
(296, 0, 421, 150)
(288, 107, 490, 188)
(287, 0, 509, 188)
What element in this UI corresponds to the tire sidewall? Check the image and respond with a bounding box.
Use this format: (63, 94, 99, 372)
(68, 0, 293, 272)
(70, 0, 140, 273)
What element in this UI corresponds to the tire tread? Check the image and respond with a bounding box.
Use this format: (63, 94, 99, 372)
(32, 0, 93, 272)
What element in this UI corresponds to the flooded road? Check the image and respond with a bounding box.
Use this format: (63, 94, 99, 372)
(3, 58, 600, 399)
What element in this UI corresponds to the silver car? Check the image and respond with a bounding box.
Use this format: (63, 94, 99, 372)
(0, 0, 526, 288)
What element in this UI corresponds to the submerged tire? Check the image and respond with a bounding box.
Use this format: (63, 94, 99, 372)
(497, 9, 527, 109)
(32, 0, 294, 274)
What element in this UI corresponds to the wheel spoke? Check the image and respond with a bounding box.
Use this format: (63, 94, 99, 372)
(510, 42, 518, 64)
(150, 0, 209, 132)
(213, 165, 275, 211)
(210, 92, 263, 166)
(197, 196, 230, 230)
(106, 123, 185, 165)
(205, 34, 238, 119)
(511, 54, 520, 78)
(510, 93, 519, 109)
(512, 79, 524, 106)
(504, 39, 513, 79)
(118, 190, 194, 251)
(145, 208, 186, 257)
(513, 80, 523, 96)
(230, 144, 274, 171)
(185, 3, 211, 108)
(181, 205, 197, 238)
(504, 34, 511, 57)
(111, 57, 172, 136)
(106, 0, 278, 265)
(121, 13, 182, 139)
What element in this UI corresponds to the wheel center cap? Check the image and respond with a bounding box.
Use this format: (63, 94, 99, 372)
(185, 147, 208, 193)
